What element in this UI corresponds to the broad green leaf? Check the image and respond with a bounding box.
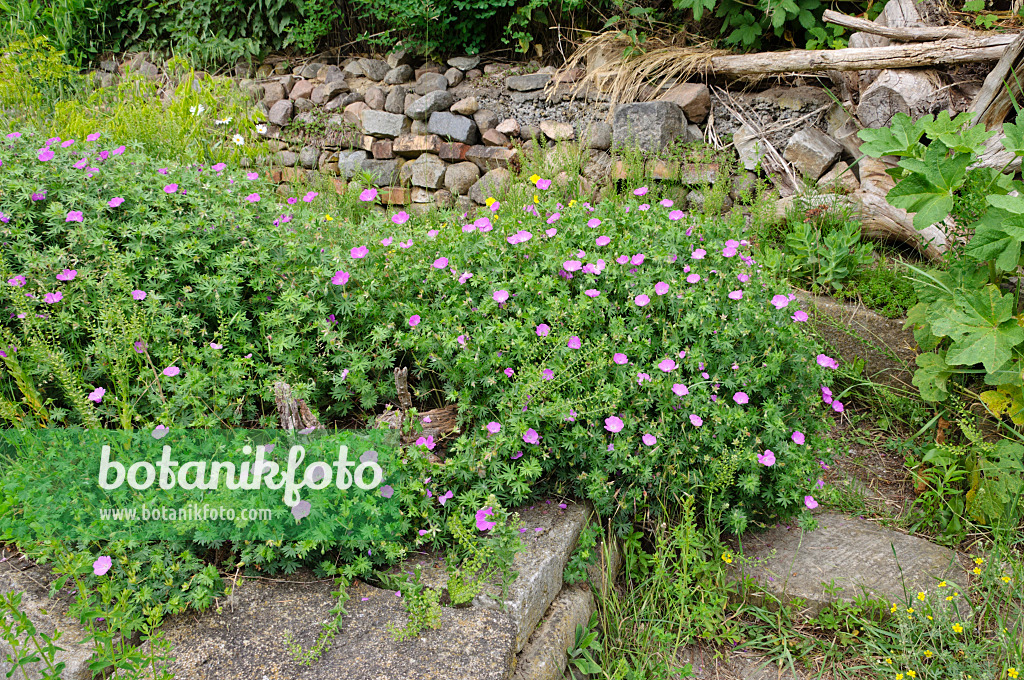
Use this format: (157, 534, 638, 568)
(913, 351, 953, 401)
(886, 173, 952, 230)
(1001, 121, 1024, 157)
(966, 213, 1023, 273)
(905, 301, 942, 351)
(942, 124, 994, 154)
(922, 144, 971, 192)
(857, 113, 927, 158)
(986, 194, 1024, 214)
(932, 286, 1024, 372)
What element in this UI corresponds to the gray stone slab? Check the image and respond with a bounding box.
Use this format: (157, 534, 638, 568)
(160, 575, 516, 680)
(612, 101, 685, 153)
(730, 513, 965, 617)
(506, 74, 551, 92)
(512, 586, 593, 680)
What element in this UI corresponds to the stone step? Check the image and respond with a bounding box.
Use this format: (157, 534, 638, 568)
(728, 512, 968, 618)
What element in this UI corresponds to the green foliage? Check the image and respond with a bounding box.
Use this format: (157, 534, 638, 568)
(784, 220, 874, 292)
(388, 566, 442, 641)
(563, 521, 600, 585)
(0, 34, 85, 116)
(670, 0, 840, 50)
(0, 129, 834, 542)
(567, 612, 605, 676)
(445, 503, 522, 605)
(860, 112, 1024, 428)
(834, 260, 918, 319)
(0, 591, 67, 679)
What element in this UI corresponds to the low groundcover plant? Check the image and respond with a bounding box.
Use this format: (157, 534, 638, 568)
(0, 128, 836, 549)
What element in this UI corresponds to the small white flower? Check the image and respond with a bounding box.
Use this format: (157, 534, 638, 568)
(255, 123, 268, 135)
(214, 116, 232, 126)
(232, 134, 245, 146)
(189, 104, 206, 116)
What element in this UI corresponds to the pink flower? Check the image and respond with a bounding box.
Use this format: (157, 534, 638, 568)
(457, 334, 466, 346)
(504, 368, 514, 377)
(536, 178, 552, 190)
(604, 416, 623, 433)
(637, 372, 652, 385)
(475, 217, 492, 231)
(246, 172, 259, 180)
(43, 292, 63, 304)
(56, 269, 77, 281)
(545, 228, 557, 237)
(409, 314, 421, 328)
(132, 289, 146, 300)
(37, 147, 55, 162)
(87, 387, 105, 403)
(8, 276, 25, 287)
(210, 342, 222, 349)
(672, 383, 688, 396)
(733, 392, 749, 404)
(433, 257, 449, 269)
(691, 249, 706, 260)
(587, 218, 601, 228)
(686, 273, 701, 284)
(212, 163, 226, 172)
(633, 186, 648, 196)
(458, 272, 472, 284)
(804, 496, 818, 510)
(728, 290, 743, 300)
(415, 435, 436, 450)
(245, 193, 260, 202)
(613, 353, 627, 365)
(65, 211, 83, 223)
(536, 324, 550, 337)
(758, 450, 776, 466)
(392, 211, 410, 225)
(108, 197, 124, 208)
(547, 212, 560, 224)
(792, 431, 805, 445)
(631, 253, 645, 266)
(832, 400, 844, 413)
(381, 237, 393, 246)
(689, 414, 703, 427)
(493, 289, 509, 303)
(634, 294, 649, 307)
(400, 239, 413, 248)
(112, 145, 125, 155)
(164, 184, 178, 194)
(350, 246, 369, 259)
(87, 132, 101, 141)
(668, 210, 684, 220)
(595, 235, 611, 247)
(792, 310, 809, 322)
(584, 289, 600, 298)
(476, 506, 496, 531)
(162, 366, 180, 377)
(563, 260, 582, 272)
(359, 188, 378, 202)
(486, 421, 501, 434)
(439, 490, 454, 505)
(658, 359, 676, 372)
(642, 433, 657, 446)
(303, 191, 318, 202)
(567, 336, 582, 349)
(523, 428, 540, 445)
(817, 354, 838, 369)
(331, 271, 350, 286)
(771, 294, 790, 309)
(542, 369, 554, 380)
(92, 556, 112, 576)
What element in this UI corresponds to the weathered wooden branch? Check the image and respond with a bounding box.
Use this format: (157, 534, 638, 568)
(823, 9, 980, 41)
(274, 381, 324, 432)
(968, 30, 1024, 129)
(858, 68, 950, 129)
(394, 366, 413, 410)
(705, 34, 1015, 77)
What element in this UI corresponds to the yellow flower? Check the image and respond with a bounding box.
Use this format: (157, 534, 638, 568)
(721, 552, 733, 564)
(568, 199, 576, 207)
(946, 595, 954, 601)
(896, 674, 904, 680)
(938, 581, 947, 588)
(890, 603, 899, 613)
(973, 567, 982, 575)
(923, 650, 933, 658)
(533, 194, 539, 204)
(908, 671, 916, 678)
(907, 608, 914, 614)
(529, 174, 541, 185)
(974, 557, 984, 565)
(1008, 667, 1019, 679)
(485, 197, 496, 207)
(884, 658, 893, 665)
(325, 214, 333, 221)
(927, 615, 933, 621)
(1001, 575, 1011, 583)
(952, 623, 964, 634)
(917, 591, 926, 601)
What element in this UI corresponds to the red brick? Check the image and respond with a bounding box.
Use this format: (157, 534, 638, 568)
(372, 139, 395, 159)
(378, 187, 410, 205)
(393, 134, 442, 158)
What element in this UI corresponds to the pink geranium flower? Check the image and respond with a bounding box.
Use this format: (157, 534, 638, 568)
(655, 282, 669, 295)
(65, 211, 83, 223)
(486, 421, 501, 434)
(642, 433, 657, 446)
(92, 556, 112, 576)
(56, 269, 77, 281)
(567, 336, 582, 349)
(359, 188, 378, 202)
(604, 416, 623, 433)
(733, 392, 749, 404)
(331, 271, 350, 286)
(392, 211, 409, 225)
(433, 257, 448, 269)
(613, 353, 627, 365)
(108, 197, 124, 207)
(771, 294, 790, 309)
(162, 366, 180, 377)
(409, 314, 421, 327)
(536, 324, 550, 337)
(672, 383, 688, 396)
(758, 450, 776, 466)
(658, 359, 676, 372)
(523, 428, 540, 444)
(43, 292, 63, 304)
(493, 290, 509, 303)
(350, 246, 369, 259)
(88, 387, 105, 404)
(817, 354, 838, 369)
(804, 496, 818, 510)
(476, 506, 496, 531)
(689, 414, 703, 427)
(634, 294, 649, 307)
(792, 431, 805, 445)
(132, 290, 146, 300)
(164, 184, 178, 194)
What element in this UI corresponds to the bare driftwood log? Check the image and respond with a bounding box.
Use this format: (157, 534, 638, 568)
(705, 35, 1015, 77)
(969, 30, 1024, 130)
(394, 366, 413, 410)
(274, 382, 324, 432)
(857, 68, 950, 129)
(373, 369, 459, 462)
(823, 9, 980, 41)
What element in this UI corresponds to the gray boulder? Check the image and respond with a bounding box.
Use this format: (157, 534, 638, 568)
(338, 150, 370, 178)
(358, 58, 390, 82)
(427, 112, 478, 145)
(362, 158, 403, 186)
(444, 161, 481, 195)
(506, 73, 550, 92)
(406, 90, 455, 121)
(612, 101, 685, 152)
(447, 55, 481, 70)
(783, 127, 843, 180)
(298, 146, 320, 169)
(361, 110, 411, 138)
(267, 99, 294, 126)
(468, 167, 512, 205)
(579, 122, 612, 150)
(383, 65, 414, 85)
(384, 86, 407, 115)
(413, 72, 448, 95)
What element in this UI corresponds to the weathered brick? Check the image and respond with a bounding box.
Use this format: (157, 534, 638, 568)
(393, 134, 442, 158)
(465, 145, 519, 172)
(379, 187, 410, 205)
(439, 142, 470, 162)
(372, 139, 395, 160)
